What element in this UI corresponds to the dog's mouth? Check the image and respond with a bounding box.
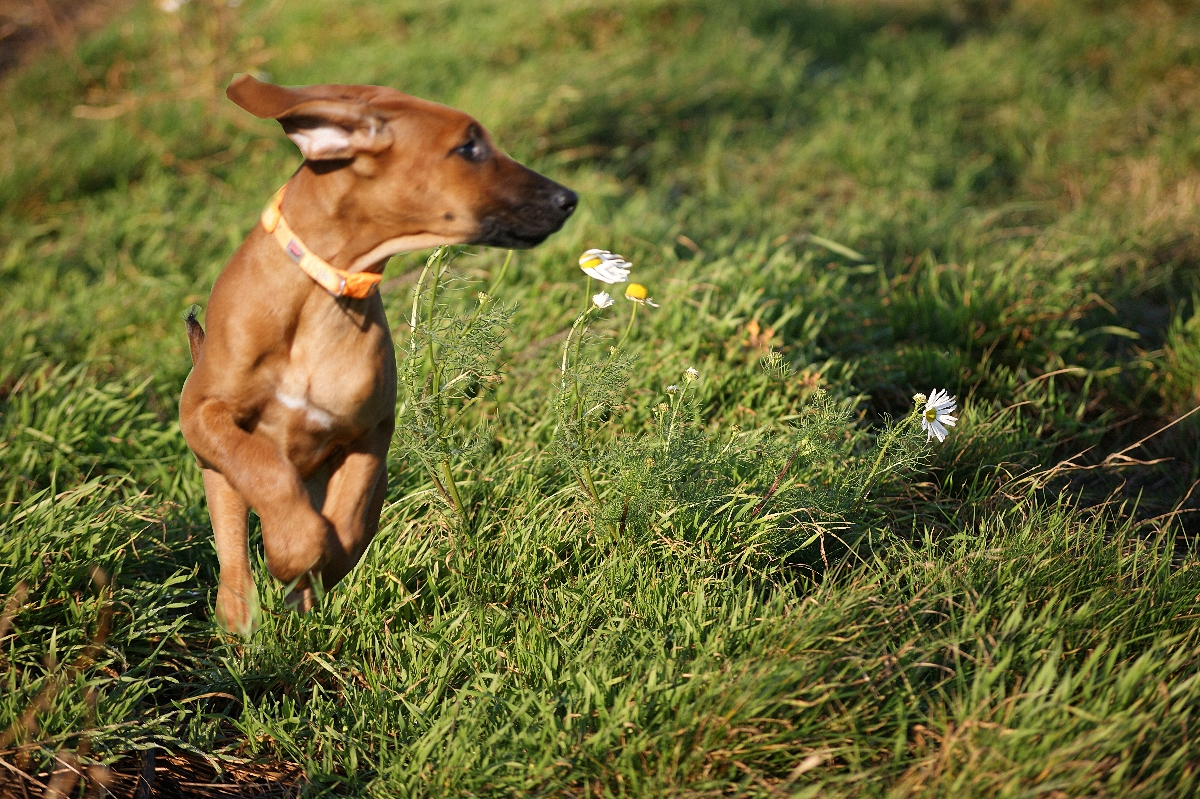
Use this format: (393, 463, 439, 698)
(470, 208, 573, 249)
(469, 165, 577, 250)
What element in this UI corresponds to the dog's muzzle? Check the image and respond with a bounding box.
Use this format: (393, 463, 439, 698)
(472, 166, 578, 249)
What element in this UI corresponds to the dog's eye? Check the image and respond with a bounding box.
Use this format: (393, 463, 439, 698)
(453, 138, 488, 164)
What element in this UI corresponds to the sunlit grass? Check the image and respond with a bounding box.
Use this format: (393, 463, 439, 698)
(2, 0, 1199, 795)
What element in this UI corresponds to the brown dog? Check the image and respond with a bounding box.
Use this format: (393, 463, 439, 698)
(180, 75, 576, 635)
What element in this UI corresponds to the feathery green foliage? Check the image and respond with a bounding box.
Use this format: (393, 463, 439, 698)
(396, 246, 515, 520)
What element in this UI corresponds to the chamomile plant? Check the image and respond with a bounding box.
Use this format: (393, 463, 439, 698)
(552, 302, 637, 517)
(547, 248, 963, 552)
(399, 243, 960, 554)
(394, 246, 514, 522)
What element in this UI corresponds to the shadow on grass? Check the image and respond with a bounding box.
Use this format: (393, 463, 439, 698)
(528, 0, 1024, 185)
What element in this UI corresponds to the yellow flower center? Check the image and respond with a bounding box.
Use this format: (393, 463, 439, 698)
(925, 408, 938, 422)
(579, 256, 602, 269)
(625, 283, 648, 300)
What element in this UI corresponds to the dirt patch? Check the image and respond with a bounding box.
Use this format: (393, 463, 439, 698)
(0, 749, 305, 798)
(0, 0, 126, 80)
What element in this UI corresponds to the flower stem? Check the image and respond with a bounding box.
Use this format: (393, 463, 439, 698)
(855, 410, 917, 505)
(407, 247, 466, 521)
(856, 430, 894, 504)
(580, 463, 601, 505)
(616, 302, 638, 349)
(428, 468, 454, 507)
(560, 309, 592, 379)
(489, 249, 514, 294)
(426, 261, 443, 423)
(752, 446, 802, 517)
(409, 249, 437, 341)
(665, 385, 683, 447)
(438, 459, 466, 517)
(574, 276, 591, 367)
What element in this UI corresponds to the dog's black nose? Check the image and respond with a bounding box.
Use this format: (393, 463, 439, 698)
(553, 188, 578, 216)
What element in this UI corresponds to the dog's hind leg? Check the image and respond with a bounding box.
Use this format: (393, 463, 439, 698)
(203, 468, 259, 636)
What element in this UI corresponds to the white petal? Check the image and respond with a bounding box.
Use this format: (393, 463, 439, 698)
(592, 292, 614, 308)
(940, 414, 957, 428)
(583, 263, 630, 284)
(581, 249, 632, 271)
(646, 299, 659, 307)
(930, 420, 947, 442)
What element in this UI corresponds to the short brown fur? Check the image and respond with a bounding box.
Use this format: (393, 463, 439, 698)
(180, 76, 574, 635)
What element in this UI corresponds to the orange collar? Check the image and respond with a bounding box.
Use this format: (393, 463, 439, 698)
(260, 185, 383, 300)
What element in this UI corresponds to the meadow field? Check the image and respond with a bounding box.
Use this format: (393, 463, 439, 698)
(3, 0, 1200, 795)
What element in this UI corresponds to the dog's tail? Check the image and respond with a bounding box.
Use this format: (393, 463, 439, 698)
(184, 304, 205, 366)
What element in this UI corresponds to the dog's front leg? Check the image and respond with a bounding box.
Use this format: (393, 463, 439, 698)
(264, 417, 393, 613)
(313, 417, 394, 595)
(181, 398, 334, 591)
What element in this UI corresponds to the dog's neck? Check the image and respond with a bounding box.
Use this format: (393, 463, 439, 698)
(278, 164, 460, 274)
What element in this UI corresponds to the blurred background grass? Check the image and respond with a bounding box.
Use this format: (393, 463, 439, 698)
(2, 0, 1200, 795)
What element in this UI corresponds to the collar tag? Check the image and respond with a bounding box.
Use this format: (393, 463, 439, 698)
(285, 239, 305, 263)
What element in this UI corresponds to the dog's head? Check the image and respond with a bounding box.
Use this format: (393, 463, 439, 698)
(227, 75, 576, 260)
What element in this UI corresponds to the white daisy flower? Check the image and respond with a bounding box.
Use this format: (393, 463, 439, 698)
(579, 249, 631, 284)
(592, 291, 614, 309)
(666, 384, 679, 394)
(684, 367, 699, 382)
(921, 388, 957, 443)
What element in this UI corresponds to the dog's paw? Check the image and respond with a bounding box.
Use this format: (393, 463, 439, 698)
(284, 584, 318, 613)
(261, 509, 331, 585)
(216, 581, 261, 637)
(283, 568, 324, 613)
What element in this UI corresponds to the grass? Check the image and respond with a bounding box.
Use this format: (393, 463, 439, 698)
(2, 0, 1200, 795)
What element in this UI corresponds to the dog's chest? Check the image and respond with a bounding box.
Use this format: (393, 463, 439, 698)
(274, 354, 391, 434)
(262, 357, 391, 477)
(274, 385, 340, 431)
(257, 308, 396, 470)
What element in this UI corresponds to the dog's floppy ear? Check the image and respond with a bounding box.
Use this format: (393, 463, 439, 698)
(226, 74, 393, 161)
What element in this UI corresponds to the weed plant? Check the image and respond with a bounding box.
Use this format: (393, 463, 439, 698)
(3, 0, 1200, 796)
(396, 246, 515, 521)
